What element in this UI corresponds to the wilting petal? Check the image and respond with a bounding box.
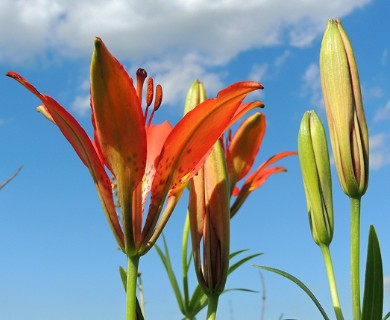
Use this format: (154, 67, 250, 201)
(141, 81, 263, 245)
(229, 100, 264, 126)
(91, 38, 147, 196)
(230, 151, 297, 217)
(7, 72, 125, 250)
(226, 113, 265, 192)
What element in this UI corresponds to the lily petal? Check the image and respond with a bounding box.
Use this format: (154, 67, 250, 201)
(230, 151, 297, 217)
(133, 121, 172, 246)
(229, 100, 264, 126)
(91, 38, 147, 195)
(226, 113, 266, 191)
(142, 81, 263, 244)
(6, 72, 125, 250)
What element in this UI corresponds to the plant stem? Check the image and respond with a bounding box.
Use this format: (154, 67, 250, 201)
(320, 245, 344, 320)
(126, 255, 140, 320)
(350, 197, 361, 320)
(206, 294, 219, 320)
(182, 213, 190, 308)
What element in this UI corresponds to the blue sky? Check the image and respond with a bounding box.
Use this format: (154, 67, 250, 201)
(1, 0, 389, 319)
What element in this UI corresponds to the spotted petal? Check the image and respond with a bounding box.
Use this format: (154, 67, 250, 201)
(6, 72, 124, 250)
(141, 81, 263, 244)
(91, 38, 147, 198)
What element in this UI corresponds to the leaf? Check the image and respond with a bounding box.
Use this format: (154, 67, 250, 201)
(229, 249, 250, 259)
(383, 311, 390, 320)
(362, 225, 383, 320)
(119, 266, 127, 291)
(154, 236, 185, 313)
(255, 265, 330, 320)
(224, 288, 258, 293)
(228, 252, 263, 275)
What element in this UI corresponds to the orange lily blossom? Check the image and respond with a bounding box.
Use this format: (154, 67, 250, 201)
(224, 112, 297, 217)
(7, 38, 264, 257)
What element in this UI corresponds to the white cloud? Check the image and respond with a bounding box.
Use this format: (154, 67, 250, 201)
(374, 100, 390, 122)
(0, 0, 371, 65)
(369, 133, 390, 170)
(71, 94, 90, 117)
(248, 64, 268, 83)
(274, 50, 291, 68)
(144, 53, 226, 109)
(70, 54, 225, 116)
(3, 0, 370, 114)
(301, 63, 323, 108)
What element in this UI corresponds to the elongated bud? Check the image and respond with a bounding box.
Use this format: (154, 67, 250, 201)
(184, 79, 207, 114)
(320, 19, 369, 198)
(298, 111, 334, 246)
(188, 141, 230, 295)
(185, 80, 230, 295)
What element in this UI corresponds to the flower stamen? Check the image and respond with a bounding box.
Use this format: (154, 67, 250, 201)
(147, 84, 163, 127)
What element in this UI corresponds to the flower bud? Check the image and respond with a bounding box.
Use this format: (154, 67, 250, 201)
(188, 140, 230, 295)
(184, 79, 206, 114)
(298, 111, 333, 246)
(320, 19, 369, 198)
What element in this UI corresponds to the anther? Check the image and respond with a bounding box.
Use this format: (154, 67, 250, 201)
(146, 78, 154, 107)
(144, 78, 154, 120)
(147, 84, 163, 127)
(154, 84, 163, 111)
(136, 68, 147, 104)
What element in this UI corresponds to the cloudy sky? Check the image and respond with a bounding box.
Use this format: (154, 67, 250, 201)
(1, 0, 389, 319)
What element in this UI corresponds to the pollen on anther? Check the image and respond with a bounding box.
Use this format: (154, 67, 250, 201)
(146, 78, 154, 107)
(154, 84, 163, 111)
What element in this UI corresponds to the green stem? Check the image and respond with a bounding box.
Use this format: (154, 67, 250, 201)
(182, 212, 190, 308)
(350, 197, 361, 320)
(126, 255, 140, 320)
(320, 245, 344, 320)
(206, 294, 219, 320)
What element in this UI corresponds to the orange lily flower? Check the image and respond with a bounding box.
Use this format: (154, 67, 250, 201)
(7, 38, 263, 256)
(225, 113, 297, 217)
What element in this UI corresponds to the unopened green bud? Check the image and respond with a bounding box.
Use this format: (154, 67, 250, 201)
(320, 19, 369, 198)
(184, 79, 207, 114)
(298, 111, 333, 246)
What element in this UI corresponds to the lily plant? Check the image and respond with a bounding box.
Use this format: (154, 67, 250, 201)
(257, 18, 387, 320)
(7, 38, 264, 320)
(156, 80, 296, 320)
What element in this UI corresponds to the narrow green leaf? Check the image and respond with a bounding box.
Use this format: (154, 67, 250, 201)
(224, 288, 258, 293)
(362, 225, 383, 320)
(383, 311, 390, 320)
(154, 237, 186, 313)
(119, 266, 127, 291)
(229, 249, 250, 259)
(188, 284, 207, 311)
(255, 265, 330, 320)
(228, 253, 263, 275)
